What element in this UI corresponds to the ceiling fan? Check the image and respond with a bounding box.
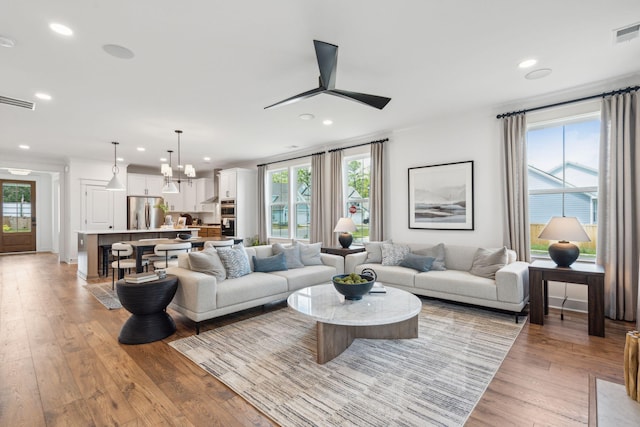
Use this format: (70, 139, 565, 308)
(265, 40, 391, 110)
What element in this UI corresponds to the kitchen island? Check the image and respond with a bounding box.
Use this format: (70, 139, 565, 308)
(77, 228, 200, 280)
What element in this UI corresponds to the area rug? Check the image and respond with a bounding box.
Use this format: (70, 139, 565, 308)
(169, 299, 525, 426)
(84, 282, 122, 309)
(593, 378, 640, 426)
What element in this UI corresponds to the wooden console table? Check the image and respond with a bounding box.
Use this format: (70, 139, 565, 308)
(528, 260, 605, 337)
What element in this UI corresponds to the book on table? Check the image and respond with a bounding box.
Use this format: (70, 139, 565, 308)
(124, 272, 160, 284)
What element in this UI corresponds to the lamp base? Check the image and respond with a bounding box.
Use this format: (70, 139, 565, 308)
(548, 241, 580, 267)
(338, 233, 353, 249)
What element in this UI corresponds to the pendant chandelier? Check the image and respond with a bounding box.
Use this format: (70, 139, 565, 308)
(161, 130, 196, 192)
(161, 149, 179, 194)
(105, 141, 125, 191)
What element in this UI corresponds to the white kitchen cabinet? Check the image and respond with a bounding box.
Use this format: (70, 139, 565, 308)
(127, 173, 164, 196)
(165, 178, 212, 212)
(219, 170, 237, 200)
(163, 191, 182, 212)
(182, 182, 197, 212)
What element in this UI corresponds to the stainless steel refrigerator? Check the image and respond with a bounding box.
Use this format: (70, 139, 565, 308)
(127, 196, 165, 230)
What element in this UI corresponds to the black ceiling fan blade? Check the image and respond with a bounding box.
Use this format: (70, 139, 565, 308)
(264, 87, 325, 109)
(313, 40, 338, 89)
(326, 89, 392, 110)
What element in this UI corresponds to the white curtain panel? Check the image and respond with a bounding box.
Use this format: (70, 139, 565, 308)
(597, 90, 639, 323)
(369, 141, 384, 241)
(310, 152, 325, 244)
(328, 150, 344, 247)
(501, 114, 531, 262)
(257, 164, 268, 245)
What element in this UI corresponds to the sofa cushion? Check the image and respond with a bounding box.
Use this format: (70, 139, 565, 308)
(382, 243, 410, 266)
(469, 247, 508, 279)
(216, 272, 288, 308)
(293, 240, 323, 266)
(252, 252, 287, 273)
(400, 253, 435, 272)
(188, 248, 226, 281)
(217, 246, 251, 279)
(363, 240, 392, 263)
(412, 243, 446, 271)
(270, 265, 337, 292)
(273, 243, 304, 269)
(415, 270, 497, 301)
(354, 263, 416, 288)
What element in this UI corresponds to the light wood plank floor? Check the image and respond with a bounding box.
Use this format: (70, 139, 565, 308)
(0, 253, 635, 426)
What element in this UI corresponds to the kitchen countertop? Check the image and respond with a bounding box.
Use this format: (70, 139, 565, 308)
(77, 228, 201, 235)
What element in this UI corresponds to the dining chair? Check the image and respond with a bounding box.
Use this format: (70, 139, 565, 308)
(153, 242, 192, 269)
(203, 239, 234, 249)
(111, 242, 149, 289)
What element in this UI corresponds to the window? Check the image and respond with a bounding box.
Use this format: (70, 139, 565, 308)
(527, 110, 600, 261)
(267, 164, 311, 240)
(343, 154, 370, 244)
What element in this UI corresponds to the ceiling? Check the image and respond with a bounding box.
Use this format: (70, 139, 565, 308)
(1, 0, 639, 172)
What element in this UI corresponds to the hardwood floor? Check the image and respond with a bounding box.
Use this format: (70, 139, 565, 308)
(0, 253, 635, 426)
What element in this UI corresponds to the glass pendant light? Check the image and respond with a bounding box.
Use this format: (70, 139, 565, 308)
(105, 141, 125, 191)
(162, 149, 179, 194)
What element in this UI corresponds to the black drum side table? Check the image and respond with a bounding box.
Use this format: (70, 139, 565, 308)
(116, 274, 178, 344)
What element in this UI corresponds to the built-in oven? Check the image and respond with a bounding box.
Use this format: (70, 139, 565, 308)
(221, 218, 235, 236)
(220, 200, 235, 217)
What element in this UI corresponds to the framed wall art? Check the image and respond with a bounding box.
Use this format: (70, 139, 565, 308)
(408, 160, 474, 230)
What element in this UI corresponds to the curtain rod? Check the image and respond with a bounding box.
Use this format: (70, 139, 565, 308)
(496, 85, 639, 119)
(257, 151, 325, 167)
(327, 138, 388, 153)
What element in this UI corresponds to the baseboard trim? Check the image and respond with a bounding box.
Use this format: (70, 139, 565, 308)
(547, 295, 588, 313)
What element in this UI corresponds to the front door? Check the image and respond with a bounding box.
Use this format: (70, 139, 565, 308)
(1, 179, 36, 253)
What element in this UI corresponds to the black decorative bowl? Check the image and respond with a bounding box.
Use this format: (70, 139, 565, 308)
(177, 233, 192, 240)
(332, 273, 375, 300)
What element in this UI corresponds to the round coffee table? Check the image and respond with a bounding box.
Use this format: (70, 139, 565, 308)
(116, 274, 178, 344)
(287, 284, 422, 364)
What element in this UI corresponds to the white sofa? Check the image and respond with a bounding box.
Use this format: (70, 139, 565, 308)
(345, 243, 529, 320)
(166, 244, 344, 333)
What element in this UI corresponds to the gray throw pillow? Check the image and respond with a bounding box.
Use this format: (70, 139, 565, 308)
(188, 248, 226, 281)
(400, 253, 435, 272)
(413, 243, 447, 271)
(364, 240, 392, 263)
(469, 247, 508, 279)
(293, 240, 323, 266)
(217, 246, 251, 279)
(272, 243, 304, 269)
(381, 243, 410, 266)
(252, 252, 288, 272)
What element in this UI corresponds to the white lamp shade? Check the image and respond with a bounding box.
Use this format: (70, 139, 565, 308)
(538, 216, 591, 242)
(161, 164, 172, 177)
(162, 181, 179, 194)
(185, 164, 196, 177)
(105, 173, 125, 191)
(333, 217, 357, 233)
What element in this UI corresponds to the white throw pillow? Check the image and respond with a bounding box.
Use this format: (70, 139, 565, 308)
(469, 247, 508, 279)
(272, 243, 304, 269)
(381, 243, 410, 266)
(363, 240, 392, 263)
(188, 248, 226, 281)
(293, 240, 323, 266)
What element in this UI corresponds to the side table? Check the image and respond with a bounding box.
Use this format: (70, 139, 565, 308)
(321, 246, 365, 257)
(116, 274, 179, 344)
(528, 260, 605, 337)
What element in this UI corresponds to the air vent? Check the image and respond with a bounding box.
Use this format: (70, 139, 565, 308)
(614, 23, 640, 44)
(0, 95, 35, 110)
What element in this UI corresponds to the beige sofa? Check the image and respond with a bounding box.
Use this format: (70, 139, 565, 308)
(166, 244, 344, 333)
(345, 243, 529, 320)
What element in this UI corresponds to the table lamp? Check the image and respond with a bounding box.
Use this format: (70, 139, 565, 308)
(334, 217, 357, 248)
(538, 216, 590, 267)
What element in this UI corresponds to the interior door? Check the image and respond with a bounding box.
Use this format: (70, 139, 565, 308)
(1, 179, 36, 253)
(84, 184, 114, 230)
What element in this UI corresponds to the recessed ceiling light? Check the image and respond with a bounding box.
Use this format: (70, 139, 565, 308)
(518, 59, 537, 68)
(19, 144, 30, 150)
(102, 44, 135, 59)
(323, 119, 333, 126)
(160, 157, 167, 162)
(299, 113, 315, 120)
(8, 169, 31, 176)
(0, 35, 15, 48)
(49, 23, 73, 36)
(525, 68, 553, 80)
(35, 92, 52, 100)
(117, 157, 124, 162)
(203, 157, 211, 161)
(137, 147, 145, 152)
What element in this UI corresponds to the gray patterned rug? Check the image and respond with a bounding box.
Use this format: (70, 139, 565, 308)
(169, 298, 525, 426)
(84, 282, 122, 309)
